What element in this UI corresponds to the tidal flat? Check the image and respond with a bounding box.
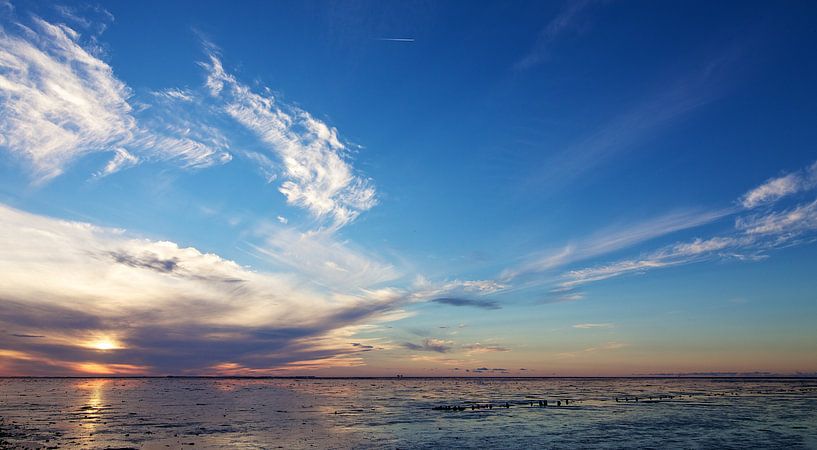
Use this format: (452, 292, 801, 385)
(1, 377, 816, 449)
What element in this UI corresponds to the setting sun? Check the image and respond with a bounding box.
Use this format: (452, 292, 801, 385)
(84, 338, 123, 351)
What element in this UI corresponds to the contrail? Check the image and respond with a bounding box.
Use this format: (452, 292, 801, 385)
(377, 38, 415, 42)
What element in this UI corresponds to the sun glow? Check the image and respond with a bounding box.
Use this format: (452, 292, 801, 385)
(72, 362, 146, 375)
(83, 337, 123, 351)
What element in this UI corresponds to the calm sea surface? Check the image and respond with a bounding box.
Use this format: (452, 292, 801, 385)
(1, 377, 815, 449)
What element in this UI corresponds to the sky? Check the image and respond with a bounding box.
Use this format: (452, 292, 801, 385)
(0, 0, 816, 377)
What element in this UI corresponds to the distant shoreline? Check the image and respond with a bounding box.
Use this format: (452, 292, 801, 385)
(1, 375, 815, 380)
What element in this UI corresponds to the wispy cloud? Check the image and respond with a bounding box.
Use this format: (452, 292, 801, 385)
(411, 276, 507, 298)
(202, 52, 376, 229)
(0, 12, 383, 249)
(460, 158, 817, 298)
(503, 208, 733, 281)
(151, 88, 195, 102)
(736, 198, 817, 236)
(377, 38, 415, 42)
(440, 161, 817, 306)
(507, 160, 817, 293)
(0, 16, 230, 180)
(740, 160, 817, 209)
(250, 225, 400, 292)
(53, 3, 114, 36)
(0, 15, 377, 230)
(370, 208, 736, 308)
(0, 17, 135, 181)
(134, 87, 233, 170)
(583, 341, 625, 352)
(561, 197, 817, 289)
(560, 236, 736, 288)
(556, 341, 626, 359)
(514, 0, 596, 71)
(53, 5, 92, 32)
(462, 343, 510, 353)
(540, 292, 585, 304)
(527, 52, 735, 193)
(94, 147, 139, 177)
(572, 323, 614, 329)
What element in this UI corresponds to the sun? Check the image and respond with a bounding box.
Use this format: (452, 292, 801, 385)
(84, 337, 123, 351)
(92, 340, 117, 351)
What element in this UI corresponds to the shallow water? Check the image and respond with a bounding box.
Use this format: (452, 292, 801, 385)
(1, 377, 816, 449)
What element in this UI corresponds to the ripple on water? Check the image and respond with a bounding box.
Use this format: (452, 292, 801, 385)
(0, 377, 816, 448)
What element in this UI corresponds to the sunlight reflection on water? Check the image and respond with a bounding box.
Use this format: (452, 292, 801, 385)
(0, 377, 816, 448)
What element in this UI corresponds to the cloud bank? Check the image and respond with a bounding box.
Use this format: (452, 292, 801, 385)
(0, 204, 399, 375)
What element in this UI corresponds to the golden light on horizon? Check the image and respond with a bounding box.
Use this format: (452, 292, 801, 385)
(71, 362, 147, 375)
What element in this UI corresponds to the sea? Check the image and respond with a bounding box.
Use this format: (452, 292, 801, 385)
(1, 377, 815, 449)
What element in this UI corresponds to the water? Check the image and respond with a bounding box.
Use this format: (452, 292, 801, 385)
(1, 377, 815, 449)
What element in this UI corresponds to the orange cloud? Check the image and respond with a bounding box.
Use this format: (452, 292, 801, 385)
(70, 362, 148, 375)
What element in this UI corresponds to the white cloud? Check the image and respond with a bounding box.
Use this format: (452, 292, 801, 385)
(152, 88, 194, 102)
(95, 147, 138, 177)
(740, 161, 817, 209)
(741, 174, 801, 209)
(561, 259, 671, 288)
(461, 343, 510, 353)
(409, 275, 507, 300)
(137, 84, 233, 169)
(202, 54, 377, 229)
(0, 17, 135, 181)
(736, 199, 817, 236)
(131, 132, 232, 169)
(0, 17, 231, 181)
(667, 236, 735, 255)
(276, 215, 288, 224)
(53, 5, 92, 30)
(572, 323, 614, 329)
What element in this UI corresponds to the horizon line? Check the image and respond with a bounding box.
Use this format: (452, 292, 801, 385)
(1, 375, 814, 380)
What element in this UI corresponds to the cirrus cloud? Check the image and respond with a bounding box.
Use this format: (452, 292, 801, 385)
(202, 52, 377, 230)
(740, 161, 817, 209)
(0, 16, 231, 180)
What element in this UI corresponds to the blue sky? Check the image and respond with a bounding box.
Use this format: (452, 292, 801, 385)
(0, 0, 816, 376)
